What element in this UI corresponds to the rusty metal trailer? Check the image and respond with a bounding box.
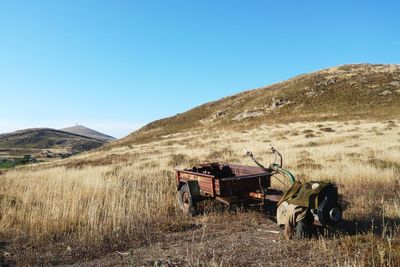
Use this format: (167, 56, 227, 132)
(175, 147, 343, 239)
(176, 162, 283, 214)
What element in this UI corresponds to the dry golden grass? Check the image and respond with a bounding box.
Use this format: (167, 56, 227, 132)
(0, 119, 399, 265)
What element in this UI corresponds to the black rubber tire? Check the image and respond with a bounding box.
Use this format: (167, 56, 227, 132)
(178, 184, 196, 216)
(295, 219, 315, 239)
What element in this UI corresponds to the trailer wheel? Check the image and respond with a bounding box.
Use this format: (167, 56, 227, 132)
(295, 217, 315, 239)
(178, 184, 196, 215)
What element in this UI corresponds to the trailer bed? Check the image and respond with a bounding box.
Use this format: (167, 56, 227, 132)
(176, 163, 272, 198)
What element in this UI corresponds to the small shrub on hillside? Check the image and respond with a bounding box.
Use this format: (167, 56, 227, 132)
(348, 127, 360, 132)
(305, 133, 316, 138)
(296, 157, 323, 170)
(321, 127, 335, 133)
(383, 120, 397, 130)
(384, 120, 397, 127)
(346, 152, 362, 158)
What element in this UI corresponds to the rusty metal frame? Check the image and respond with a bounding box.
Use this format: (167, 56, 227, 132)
(176, 162, 278, 205)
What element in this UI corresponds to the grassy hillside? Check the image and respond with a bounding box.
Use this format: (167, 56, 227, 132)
(0, 119, 399, 265)
(0, 128, 107, 161)
(119, 64, 400, 145)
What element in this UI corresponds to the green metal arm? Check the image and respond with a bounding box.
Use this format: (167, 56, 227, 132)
(245, 147, 296, 185)
(270, 163, 296, 185)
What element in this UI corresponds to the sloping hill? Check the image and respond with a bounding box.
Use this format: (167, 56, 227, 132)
(1, 64, 400, 266)
(0, 128, 106, 159)
(61, 125, 116, 142)
(120, 64, 400, 145)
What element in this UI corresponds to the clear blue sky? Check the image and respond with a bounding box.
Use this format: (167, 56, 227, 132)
(1, 1, 399, 137)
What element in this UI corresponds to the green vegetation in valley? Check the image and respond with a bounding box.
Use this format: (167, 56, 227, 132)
(0, 155, 38, 169)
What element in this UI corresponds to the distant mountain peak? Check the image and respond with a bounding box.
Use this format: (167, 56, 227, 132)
(61, 125, 116, 142)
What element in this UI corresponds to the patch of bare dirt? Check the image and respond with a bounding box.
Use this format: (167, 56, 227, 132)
(60, 213, 356, 267)
(2, 211, 399, 266)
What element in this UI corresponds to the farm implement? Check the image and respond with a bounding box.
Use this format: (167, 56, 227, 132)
(175, 146, 342, 238)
